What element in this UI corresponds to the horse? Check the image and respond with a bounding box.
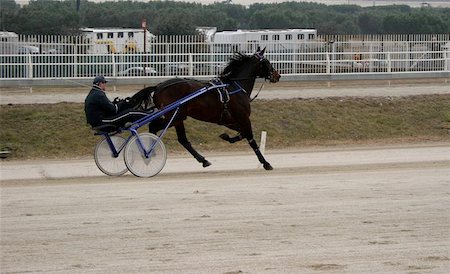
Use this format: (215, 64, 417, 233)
(131, 47, 281, 170)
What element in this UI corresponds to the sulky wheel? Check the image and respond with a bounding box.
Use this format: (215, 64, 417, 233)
(124, 133, 167, 177)
(94, 135, 128, 176)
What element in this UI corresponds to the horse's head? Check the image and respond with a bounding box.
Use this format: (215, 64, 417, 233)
(253, 47, 281, 83)
(220, 47, 280, 83)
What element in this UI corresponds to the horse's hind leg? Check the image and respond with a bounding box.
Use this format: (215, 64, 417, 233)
(175, 123, 211, 168)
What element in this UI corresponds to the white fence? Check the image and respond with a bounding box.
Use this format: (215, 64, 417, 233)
(0, 34, 449, 85)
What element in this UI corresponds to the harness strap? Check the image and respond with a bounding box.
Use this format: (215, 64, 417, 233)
(210, 78, 232, 125)
(210, 78, 230, 104)
(217, 87, 230, 103)
(229, 81, 247, 95)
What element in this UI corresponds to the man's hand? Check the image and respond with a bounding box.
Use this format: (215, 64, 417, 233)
(125, 97, 136, 106)
(116, 97, 136, 112)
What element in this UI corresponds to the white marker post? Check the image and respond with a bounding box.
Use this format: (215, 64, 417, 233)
(259, 131, 267, 168)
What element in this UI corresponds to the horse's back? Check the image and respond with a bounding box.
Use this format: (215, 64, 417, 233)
(156, 78, 205, 92)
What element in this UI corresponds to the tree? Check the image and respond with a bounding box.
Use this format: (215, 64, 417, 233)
(3, 1, 450, 35)
(12, 0, 79, 34)
(152, 8, 196, 35)
(0, 0, 21, 31)
(358, 12, 383, 34)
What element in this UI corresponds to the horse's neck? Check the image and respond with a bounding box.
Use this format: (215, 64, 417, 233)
(236, 78, 256, 96)
(221, 77, 256, 96)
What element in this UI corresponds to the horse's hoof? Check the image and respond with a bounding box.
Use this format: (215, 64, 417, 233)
(219, 133, 229, 141)
(202, 160, 211, 168)
(263, 163, 273, 170)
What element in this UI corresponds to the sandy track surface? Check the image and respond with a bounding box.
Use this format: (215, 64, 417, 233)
(1, 79, 449, 273)
(1, 78, 449, 105)
(1, 144, 449, 273)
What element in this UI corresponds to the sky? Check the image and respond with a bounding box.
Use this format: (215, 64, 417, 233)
(12, 0, 450, 8)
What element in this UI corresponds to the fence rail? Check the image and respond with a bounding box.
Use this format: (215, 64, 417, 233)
(1, 33, 449, 86)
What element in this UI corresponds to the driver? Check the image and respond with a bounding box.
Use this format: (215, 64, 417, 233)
(84, 75, 147, 130)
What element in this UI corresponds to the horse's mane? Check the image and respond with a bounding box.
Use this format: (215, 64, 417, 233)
(221, 52, 253, 79)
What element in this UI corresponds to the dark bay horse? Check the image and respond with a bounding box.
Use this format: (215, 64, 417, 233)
(132, 48, 280, 170)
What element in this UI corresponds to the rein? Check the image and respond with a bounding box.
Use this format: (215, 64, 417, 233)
(250, 83, 264, 102)
(224, 80, 264, 102)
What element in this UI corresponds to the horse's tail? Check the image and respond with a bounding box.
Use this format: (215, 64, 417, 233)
(132, 86, 155, 100)
(131, 86, 157, 111)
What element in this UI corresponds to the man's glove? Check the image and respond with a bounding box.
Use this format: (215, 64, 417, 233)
(116, 100, 127, 112)
(116, 97, 136, 112)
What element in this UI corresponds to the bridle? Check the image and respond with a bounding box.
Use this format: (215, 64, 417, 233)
(224, 54, 278, 83)
(217, 50, 280, 101)
(253, 53, 279, 83)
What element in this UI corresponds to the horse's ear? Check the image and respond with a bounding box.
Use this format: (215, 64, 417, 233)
(256, 47, 266, 57)
(255, 46, 266, 60)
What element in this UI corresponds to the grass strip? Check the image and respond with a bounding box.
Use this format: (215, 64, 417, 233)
(1, 95, 449, 160)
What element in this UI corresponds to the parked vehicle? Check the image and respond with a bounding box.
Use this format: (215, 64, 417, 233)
(165, 64, 192, 76)
(117, 66, 157, 76)
(1, 31, 40, 54)
(17, 45, 39, 54)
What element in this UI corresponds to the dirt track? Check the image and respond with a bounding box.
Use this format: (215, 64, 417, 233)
(1, 145, 449, 273)
(1, 78, 449, 105)
(1, 78, 449, 273)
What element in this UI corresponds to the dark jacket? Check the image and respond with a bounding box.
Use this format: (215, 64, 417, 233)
(84, 86, 118, 127)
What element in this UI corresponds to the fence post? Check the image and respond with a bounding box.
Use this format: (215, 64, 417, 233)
(165, 43, 169, 75)
(445, 47, 449, 71)
(189, 53, 193, 76)
(112, 54, 116, 77)
(73, 44, 78, 78)
(387, 52, 391, 73)
(27, 53, 33, 79)
(326, 52, 330, 74)
(369, 43, 374, 72)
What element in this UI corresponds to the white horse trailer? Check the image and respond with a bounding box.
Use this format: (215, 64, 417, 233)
(80, 27, 155, 54)
(197, 28, 318, 74)
(198, 28, 318, 53)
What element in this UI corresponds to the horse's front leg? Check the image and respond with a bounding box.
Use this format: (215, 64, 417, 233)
(220, 122, 243, 143)
(247, 137, 273, 170)
(219, 133, 243, 143)
(238, 120, 273, 171)
(220, 132, 272, 170)
(175, 122, 211, 168)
